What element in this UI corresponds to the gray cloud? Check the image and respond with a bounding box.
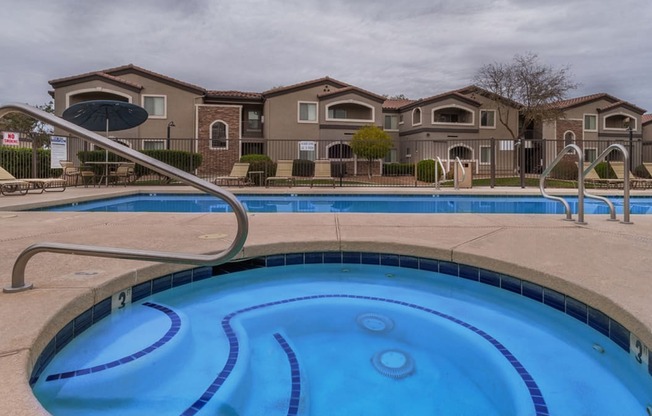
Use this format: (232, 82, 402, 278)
(1, 0, 651, 112)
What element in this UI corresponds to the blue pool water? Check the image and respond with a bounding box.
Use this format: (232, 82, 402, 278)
(36, 193, 652, 214)
(32, 263, 652, 415)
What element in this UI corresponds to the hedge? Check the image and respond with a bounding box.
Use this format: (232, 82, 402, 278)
(416, 159, 445, 182)
(77, 149, 202, 178)
(0, 146, 60, 178)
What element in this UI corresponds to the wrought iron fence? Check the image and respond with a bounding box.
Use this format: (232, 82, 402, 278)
(0, 134, 647, 187)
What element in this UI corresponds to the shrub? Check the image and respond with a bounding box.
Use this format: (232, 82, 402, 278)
(292, 159, 314, 177)
(0, 146, 59, 178)
(416, 159, 444, 183)
(549, 158, 578, 180)
(240, 154, 275, 184)
(633, 164, 651, 179)
(383, 163, 414, 176)
(594, 161, 615, 179)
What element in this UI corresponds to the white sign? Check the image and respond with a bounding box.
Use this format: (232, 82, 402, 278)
(50, 136, 68, 169)
(2, 132, 19, 146)
(299, 141, 316, 151)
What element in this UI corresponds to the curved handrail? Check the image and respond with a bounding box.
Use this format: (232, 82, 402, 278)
(453, 157, 466, 190)
(1, 103, 249, 293)
(583, 144, 631, 224)
(435, 157, 446, 190)
(539, 144, 584, 223)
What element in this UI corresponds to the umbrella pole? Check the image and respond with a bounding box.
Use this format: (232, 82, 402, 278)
(105, 118, 109, 186)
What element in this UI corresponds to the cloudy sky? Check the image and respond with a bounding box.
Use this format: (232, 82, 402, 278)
(2, 0, 651, 112)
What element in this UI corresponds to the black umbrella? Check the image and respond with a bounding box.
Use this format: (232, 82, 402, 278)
(62, 100, 148, 184)
(62, 100, 148, 134)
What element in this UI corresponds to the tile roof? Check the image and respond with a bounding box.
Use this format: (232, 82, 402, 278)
(382, 99, 415, 110)
(49, 64, 206, 93)
(205, 90, 263, 100)
(263, 76, 350, 96)
(548, 93, 614, 109)
(317, 86, 386, 102)
(643, 114, 652, 124)
(597, 99, 646, 114)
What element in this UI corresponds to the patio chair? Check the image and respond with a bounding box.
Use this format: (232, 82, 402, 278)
(214, 163, 252, 187)
(0, 178, 30, 196)
(107, 162, 136, 187)
(60, 160, 81, 186)
(310, 160, 335, 188)
(0, 165, 67, 193)
(265, 160, 295, 187)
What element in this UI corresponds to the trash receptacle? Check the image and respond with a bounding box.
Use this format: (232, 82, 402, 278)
(331, 162, 347, 178)
(455, 162, 473, 188)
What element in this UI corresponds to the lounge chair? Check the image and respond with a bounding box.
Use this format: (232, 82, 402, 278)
(581, 163, 613, 189)
(214, 163, 252, 187)
(0, 178, 30, 196)
(310, 160, 335, 188)
(0, 165, 67, 193)
(265, 160, 295, 187)
(610, 161, 652, 189)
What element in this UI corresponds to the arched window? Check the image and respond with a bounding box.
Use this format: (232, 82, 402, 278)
(412, 108, 422, 126)
(210, 121, 227, 149)
(564, 131, 575, 146)
(449, 145, 472, 160)
(328, 143, 353, 159)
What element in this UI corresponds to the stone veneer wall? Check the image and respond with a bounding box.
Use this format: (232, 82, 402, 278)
(197, 105, 241, 176)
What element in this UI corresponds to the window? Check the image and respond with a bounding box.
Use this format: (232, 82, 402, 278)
(143, 140, 165, 150)
(584, 148, 597, 163)
(246, 110, 262, 131)
(399, 114, 404, 124)
(480, 145, 491, 164)
(328, 108, 347, 119)
(480, 110, 496, 128)
(325, 101, 374, 122)
(412, 108, 422, 126)
(143, 95, 166, 118)
(432, 106, 474, 125)
(564, 131, 575, 146)
(298, 102, 318, 123)
(384, 115, 398, 130)
(584, 114, 597, 131)
(298, 141, 317, 161)
(604, 114, 635, 130)
(210, 121, 227, 149)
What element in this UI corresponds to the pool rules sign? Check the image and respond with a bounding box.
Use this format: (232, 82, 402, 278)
(2, 132, 19, 146)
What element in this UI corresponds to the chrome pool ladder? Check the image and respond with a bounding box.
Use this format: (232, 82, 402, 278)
(539, 143, 631, 225)
(1, 103, 249, 293)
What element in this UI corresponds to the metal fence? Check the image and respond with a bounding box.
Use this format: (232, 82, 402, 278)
(1, 135, 647, 187)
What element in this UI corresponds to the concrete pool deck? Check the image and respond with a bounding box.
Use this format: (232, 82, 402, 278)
(1, 185, 651, 414)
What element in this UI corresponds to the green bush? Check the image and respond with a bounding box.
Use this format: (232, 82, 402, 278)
(383, 163, 414, 176)
(594, 161, 615, 179)
(633, 164, 650, 179)
(416, 159, 444, 182)
(292, 159, 314, 177)
(549, 158, 578, 180)
(240, 154, 275, 185)
(0, 146, 59, 178)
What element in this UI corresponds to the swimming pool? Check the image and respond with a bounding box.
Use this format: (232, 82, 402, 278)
(31, 258, 652, 415)
(36, 193, 652, 214)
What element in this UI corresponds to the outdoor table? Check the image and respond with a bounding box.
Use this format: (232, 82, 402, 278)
(84, 161, 124, 187)
(248, 170, 264, 186)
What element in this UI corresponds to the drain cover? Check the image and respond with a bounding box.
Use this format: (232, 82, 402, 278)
(356, 313, 394, 333)
(371, 349, 415, 379)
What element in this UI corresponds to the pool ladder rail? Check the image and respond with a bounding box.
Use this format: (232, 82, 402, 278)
(539, 143, 631, 225)
(1, 103, 249, 293)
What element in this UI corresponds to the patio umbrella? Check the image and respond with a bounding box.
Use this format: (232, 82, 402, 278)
(62, 100, 148, 183)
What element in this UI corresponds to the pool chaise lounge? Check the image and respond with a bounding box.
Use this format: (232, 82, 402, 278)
(310, 160, 336, 188)
(265, 160, 295, 187)
(214, 162, 252, 187)
(0, 166, 67, 194)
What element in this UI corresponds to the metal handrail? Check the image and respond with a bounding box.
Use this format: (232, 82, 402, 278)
(434, 157, 446, 190)
(582, 144, 631, 224)
(1, 103, 249, 293)
(453, 157, 466, 190)
(539, 144, 585, 223)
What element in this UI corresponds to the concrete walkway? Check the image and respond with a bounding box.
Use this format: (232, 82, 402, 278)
(1, 186, 651, 415)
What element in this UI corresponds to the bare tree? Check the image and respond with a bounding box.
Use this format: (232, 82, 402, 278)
(473, 52, 578, 141)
